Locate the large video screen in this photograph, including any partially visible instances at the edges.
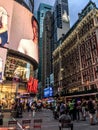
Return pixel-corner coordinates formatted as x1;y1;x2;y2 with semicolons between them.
44;87;53;98
0;0;39;63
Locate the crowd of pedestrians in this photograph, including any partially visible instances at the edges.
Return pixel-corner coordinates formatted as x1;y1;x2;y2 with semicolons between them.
10;98;43;118
53;97;98;125
1;95;98;127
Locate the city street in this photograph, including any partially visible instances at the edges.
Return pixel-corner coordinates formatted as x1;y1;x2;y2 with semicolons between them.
2;109;98;130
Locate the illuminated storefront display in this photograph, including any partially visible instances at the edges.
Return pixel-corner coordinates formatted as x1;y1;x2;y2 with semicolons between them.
44;87;53;98
0;0;39;108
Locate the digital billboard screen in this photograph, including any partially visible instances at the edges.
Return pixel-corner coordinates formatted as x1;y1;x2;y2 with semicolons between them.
0;0;39;63
44;87;53;98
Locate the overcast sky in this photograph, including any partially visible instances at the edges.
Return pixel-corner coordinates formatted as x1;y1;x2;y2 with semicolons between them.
34;0;98;27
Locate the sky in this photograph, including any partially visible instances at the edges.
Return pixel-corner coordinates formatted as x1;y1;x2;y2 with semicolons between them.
34;0;98;27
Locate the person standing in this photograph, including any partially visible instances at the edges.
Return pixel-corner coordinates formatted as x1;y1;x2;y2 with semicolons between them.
31;103;36;118
59;111;73;130
95;100;98;123
88;98;96;125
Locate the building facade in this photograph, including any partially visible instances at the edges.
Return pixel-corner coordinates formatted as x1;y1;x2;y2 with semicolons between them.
0;0;38;108
53;1;98;99
42;11;53;97
37;3;52;98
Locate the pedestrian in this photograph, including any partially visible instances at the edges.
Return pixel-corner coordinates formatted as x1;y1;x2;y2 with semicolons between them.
81;98;87;121
95;100;98;123
88;98;96;125
60;102;66;115
31;103;36;118
26;101;31;112
68;99;76;121
59;111;73;130
76;100;81;121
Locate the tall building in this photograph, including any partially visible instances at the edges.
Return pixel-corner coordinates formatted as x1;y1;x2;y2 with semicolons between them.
53;0;70;49
37;3;52;98
42;11;53;96
53;1;98;100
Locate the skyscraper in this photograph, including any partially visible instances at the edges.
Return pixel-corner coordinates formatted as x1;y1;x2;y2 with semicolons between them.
37;3;52;86
42;11;53;93
53;0;70;49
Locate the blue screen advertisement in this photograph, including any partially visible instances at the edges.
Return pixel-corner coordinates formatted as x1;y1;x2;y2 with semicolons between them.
44;87;53;98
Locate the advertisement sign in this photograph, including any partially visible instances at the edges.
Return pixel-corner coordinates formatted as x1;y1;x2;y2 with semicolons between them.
27;77;38;94
0;48;7;82
0;0;39;63
44;87;53;98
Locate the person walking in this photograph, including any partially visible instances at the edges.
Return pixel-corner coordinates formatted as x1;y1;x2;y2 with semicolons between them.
95;100;98;123
88;98;96;125
59;111;73;130
31;103;36;118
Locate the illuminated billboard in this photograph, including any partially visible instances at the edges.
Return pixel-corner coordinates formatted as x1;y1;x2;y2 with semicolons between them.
0;47;7;81
44;87;53;98
0;0;39;63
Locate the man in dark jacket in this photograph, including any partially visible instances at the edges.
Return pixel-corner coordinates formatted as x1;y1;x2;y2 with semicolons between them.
88;98;96;125
59;111;73;130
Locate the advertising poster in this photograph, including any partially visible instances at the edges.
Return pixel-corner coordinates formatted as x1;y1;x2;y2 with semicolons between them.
0;47;7;82
44;87;53;98
0;0;39;63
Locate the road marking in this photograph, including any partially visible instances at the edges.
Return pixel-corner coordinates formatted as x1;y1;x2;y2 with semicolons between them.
12;117;23;130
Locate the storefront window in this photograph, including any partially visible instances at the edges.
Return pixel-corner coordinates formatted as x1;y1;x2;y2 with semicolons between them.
4;56;34;82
